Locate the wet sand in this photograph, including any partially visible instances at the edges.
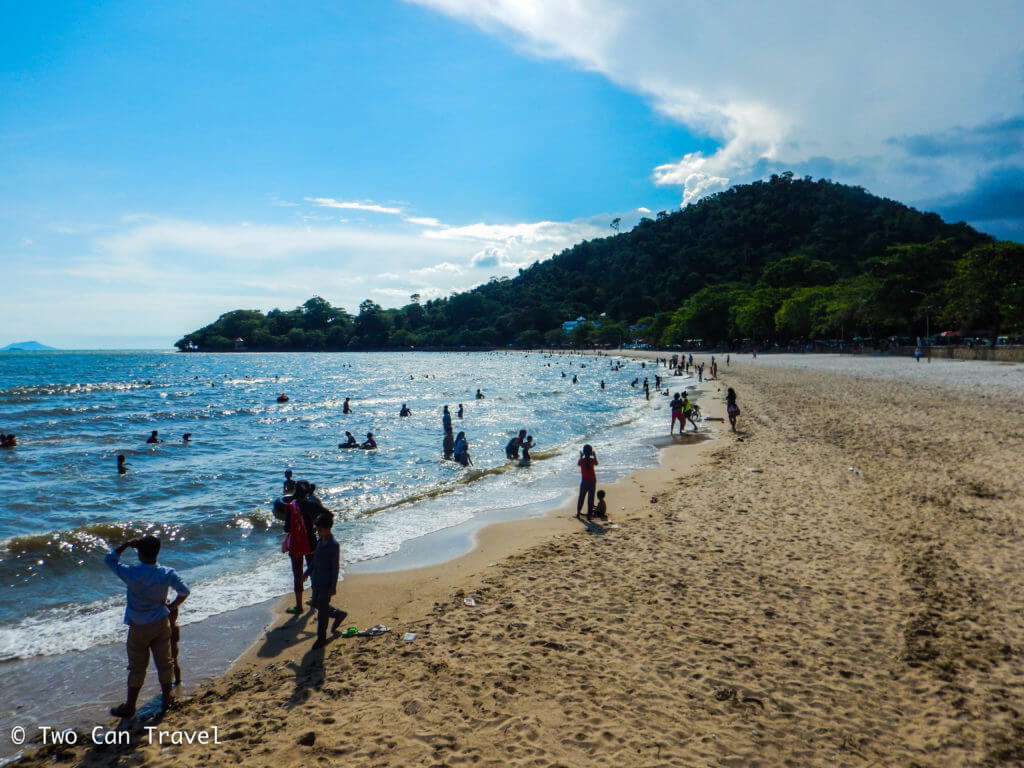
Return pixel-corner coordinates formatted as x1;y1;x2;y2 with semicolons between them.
13;356;1024;767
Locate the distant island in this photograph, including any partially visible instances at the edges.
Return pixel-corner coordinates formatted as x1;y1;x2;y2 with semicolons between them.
176;175;1024;352
2;341;57;351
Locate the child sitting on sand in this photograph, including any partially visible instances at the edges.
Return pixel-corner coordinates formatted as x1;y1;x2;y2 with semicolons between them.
593;489;608;520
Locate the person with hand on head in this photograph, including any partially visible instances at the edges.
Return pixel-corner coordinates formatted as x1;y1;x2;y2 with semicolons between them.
105;535;189;718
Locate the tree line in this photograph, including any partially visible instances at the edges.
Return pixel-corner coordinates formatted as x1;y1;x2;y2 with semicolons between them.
175;174;1024;352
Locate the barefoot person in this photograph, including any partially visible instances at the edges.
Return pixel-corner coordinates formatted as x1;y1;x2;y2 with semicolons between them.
282;481;317;614
576;444;598;519
304;512;347;649
726;387;740;432
105;535;190;718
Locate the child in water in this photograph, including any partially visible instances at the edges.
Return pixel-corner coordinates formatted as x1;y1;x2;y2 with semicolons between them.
518;436;534;466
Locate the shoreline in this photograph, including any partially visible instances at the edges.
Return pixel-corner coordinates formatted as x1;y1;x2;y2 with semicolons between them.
2;353;718;759
233;370;722;672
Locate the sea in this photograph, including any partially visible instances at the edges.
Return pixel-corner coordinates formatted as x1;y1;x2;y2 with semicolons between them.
0;350;690;673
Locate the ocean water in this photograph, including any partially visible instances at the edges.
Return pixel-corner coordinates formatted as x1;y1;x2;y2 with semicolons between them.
0;350;688;662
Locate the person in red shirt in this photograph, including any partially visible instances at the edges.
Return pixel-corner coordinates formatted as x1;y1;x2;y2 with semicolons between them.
576;444;598;520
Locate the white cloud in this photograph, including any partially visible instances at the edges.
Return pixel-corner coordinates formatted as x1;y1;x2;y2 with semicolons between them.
411;261;464;276
408;0;1024;206
305;197;404;215
404;216;444;227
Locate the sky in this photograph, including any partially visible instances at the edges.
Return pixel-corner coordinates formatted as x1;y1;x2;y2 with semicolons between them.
2;0;1022;348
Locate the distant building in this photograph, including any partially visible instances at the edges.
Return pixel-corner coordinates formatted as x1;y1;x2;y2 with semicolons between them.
562;316;587;334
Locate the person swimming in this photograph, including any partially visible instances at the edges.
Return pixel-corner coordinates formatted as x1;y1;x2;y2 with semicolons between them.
457;404;463;418
343;397;351;414
0;433;17;448
475;389;484;399
117;454;128;474
146;430;161;444
276;394;289;403
400;404;412;417
182;433;192;443
361;432;377;450
339;431;358;448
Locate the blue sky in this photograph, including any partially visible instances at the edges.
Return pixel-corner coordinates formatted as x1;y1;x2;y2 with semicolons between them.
2;1;1022;348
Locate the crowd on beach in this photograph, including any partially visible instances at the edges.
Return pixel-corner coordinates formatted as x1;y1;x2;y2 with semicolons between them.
75;350;742;724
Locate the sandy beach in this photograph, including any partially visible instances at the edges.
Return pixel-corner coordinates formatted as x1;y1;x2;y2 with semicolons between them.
13;353;1024;767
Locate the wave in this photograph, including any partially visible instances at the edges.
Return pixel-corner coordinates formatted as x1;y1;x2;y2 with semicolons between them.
0;381;162;399
0;509;275;563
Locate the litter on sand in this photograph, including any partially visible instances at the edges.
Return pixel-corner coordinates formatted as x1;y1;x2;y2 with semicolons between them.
342;626;359;637
747;467;763;473
403;632;417;642
357;624;390;637
609;523;619;529
463;597;476;607
650;496;659;503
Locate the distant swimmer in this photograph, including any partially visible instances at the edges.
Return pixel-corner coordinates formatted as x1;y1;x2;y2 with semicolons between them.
339;431;358;448
0;433;17;448
343;398;351;414
443;431;454;460
572;374;578;384
283;469;296;497
442;405;452;433
457;404;464;418
600;380;605;389
475;389;484;399
400;404;412;417
277;394;289;403
453;431;472;466
361;432;377;450
117;454;128;474
182;433;192;443
518;435;534;466
146;430;161;444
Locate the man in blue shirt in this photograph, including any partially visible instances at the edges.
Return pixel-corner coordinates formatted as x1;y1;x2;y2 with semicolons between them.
104;535;190;718
304;513;346;649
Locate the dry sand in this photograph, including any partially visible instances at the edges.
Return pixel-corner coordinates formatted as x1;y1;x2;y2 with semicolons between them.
15;356;1024;767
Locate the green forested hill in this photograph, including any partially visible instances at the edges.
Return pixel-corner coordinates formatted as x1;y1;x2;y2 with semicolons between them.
176;174;1024;351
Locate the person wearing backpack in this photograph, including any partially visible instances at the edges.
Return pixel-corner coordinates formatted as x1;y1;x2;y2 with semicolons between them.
282;480;319;614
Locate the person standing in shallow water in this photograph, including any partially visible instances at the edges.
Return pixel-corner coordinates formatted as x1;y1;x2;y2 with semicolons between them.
457;403;464;418
105;536;190;718
442;405;452;434
343;397;351;414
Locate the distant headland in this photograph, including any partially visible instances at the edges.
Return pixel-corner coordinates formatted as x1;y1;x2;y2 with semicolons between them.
2;341;58;351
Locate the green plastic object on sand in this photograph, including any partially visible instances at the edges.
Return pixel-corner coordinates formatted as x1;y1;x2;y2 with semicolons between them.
343;626;359;637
